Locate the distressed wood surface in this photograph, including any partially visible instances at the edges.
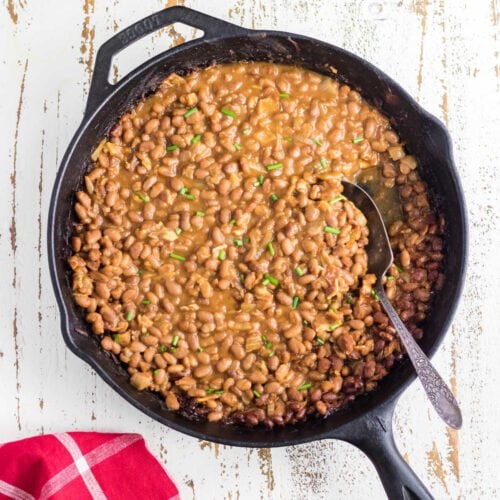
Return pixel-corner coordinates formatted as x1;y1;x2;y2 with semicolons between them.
1;0;499;498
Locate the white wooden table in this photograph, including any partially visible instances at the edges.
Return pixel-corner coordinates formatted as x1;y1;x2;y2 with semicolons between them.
1;0;499;498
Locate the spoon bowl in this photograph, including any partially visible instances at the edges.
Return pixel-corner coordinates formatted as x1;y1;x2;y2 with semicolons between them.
341;181;394;277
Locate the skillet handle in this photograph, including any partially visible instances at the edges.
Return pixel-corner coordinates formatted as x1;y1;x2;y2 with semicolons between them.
85;6;248;118
336;399;433;500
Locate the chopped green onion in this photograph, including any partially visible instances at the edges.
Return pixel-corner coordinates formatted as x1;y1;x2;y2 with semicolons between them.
264;273;279;286
221;108;236;118
298;383;312;391
329;306;338;313
270;193;279;202
169;252;186;262
143;332;150;337
141;299;151;305
240;273;246;283
329;322;341;331
167;144;179;151
295;266;304;277
279;92;290;98
175;227;182;235
314;163;325;171
316;337;325;345
234;143;242;151
197;347;204;352
206;388;225;395
346;295;353;305
324;226;341;235
172;335;179;347
303;320;309;326
134;191;150;203
330;195;346;204
386;275;395;281
229;219;237;225
234;238;243;246
262;278;270;286
320;158;328;168
218;250;226;261
184;107;198;118
254;175;264;187
266;162;283;171
371;289;380;301
253;390;261;398
242;128;251;135
267;242;275;257
352;136;364;144
159;345;167;352
285;137;293;142
292;296;300;309
261;335;272;349
195;211;205;217
126;311;134;321
312;138;323;146
179;187;195;200
170;347;177;353
396;265;404;273
191;134;202;144
153;369;159;375
113;334;120;342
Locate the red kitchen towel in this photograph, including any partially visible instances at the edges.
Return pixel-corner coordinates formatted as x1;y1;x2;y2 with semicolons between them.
0;432;179;500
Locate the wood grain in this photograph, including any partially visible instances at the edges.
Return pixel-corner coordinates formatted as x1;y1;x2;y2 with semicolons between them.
1;0;499;498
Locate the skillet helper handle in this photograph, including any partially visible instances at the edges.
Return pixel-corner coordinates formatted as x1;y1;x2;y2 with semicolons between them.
85;6;248;118
337;400;433;500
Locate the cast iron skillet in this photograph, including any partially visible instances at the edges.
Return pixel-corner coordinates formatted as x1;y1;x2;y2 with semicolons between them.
48;7;467;499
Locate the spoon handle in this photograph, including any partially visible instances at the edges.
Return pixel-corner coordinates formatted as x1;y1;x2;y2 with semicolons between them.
376;285;462;429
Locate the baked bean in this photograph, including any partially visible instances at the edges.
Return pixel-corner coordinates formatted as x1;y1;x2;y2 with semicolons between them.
337;333;355;354
249;370;267;384
230;343;246;360
143;202;156;220
216;358;232;373
144;118;160;134
212;226;225;245
400;249;411;268
101;336;113;350
194;364;213;379
265;382;281;394
275;364;289;382
267;355;280;371
166;392;180;410
242;354;256;371
130;372;151;391
280;238;294;256
164;280;182;296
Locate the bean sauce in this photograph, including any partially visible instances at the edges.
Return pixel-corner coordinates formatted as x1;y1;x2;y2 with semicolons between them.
69;63;444;426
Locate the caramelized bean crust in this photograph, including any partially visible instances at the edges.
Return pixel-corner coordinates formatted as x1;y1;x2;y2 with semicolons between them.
69;63;444;426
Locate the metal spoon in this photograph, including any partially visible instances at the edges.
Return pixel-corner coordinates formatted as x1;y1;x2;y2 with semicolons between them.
342;180;462;429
